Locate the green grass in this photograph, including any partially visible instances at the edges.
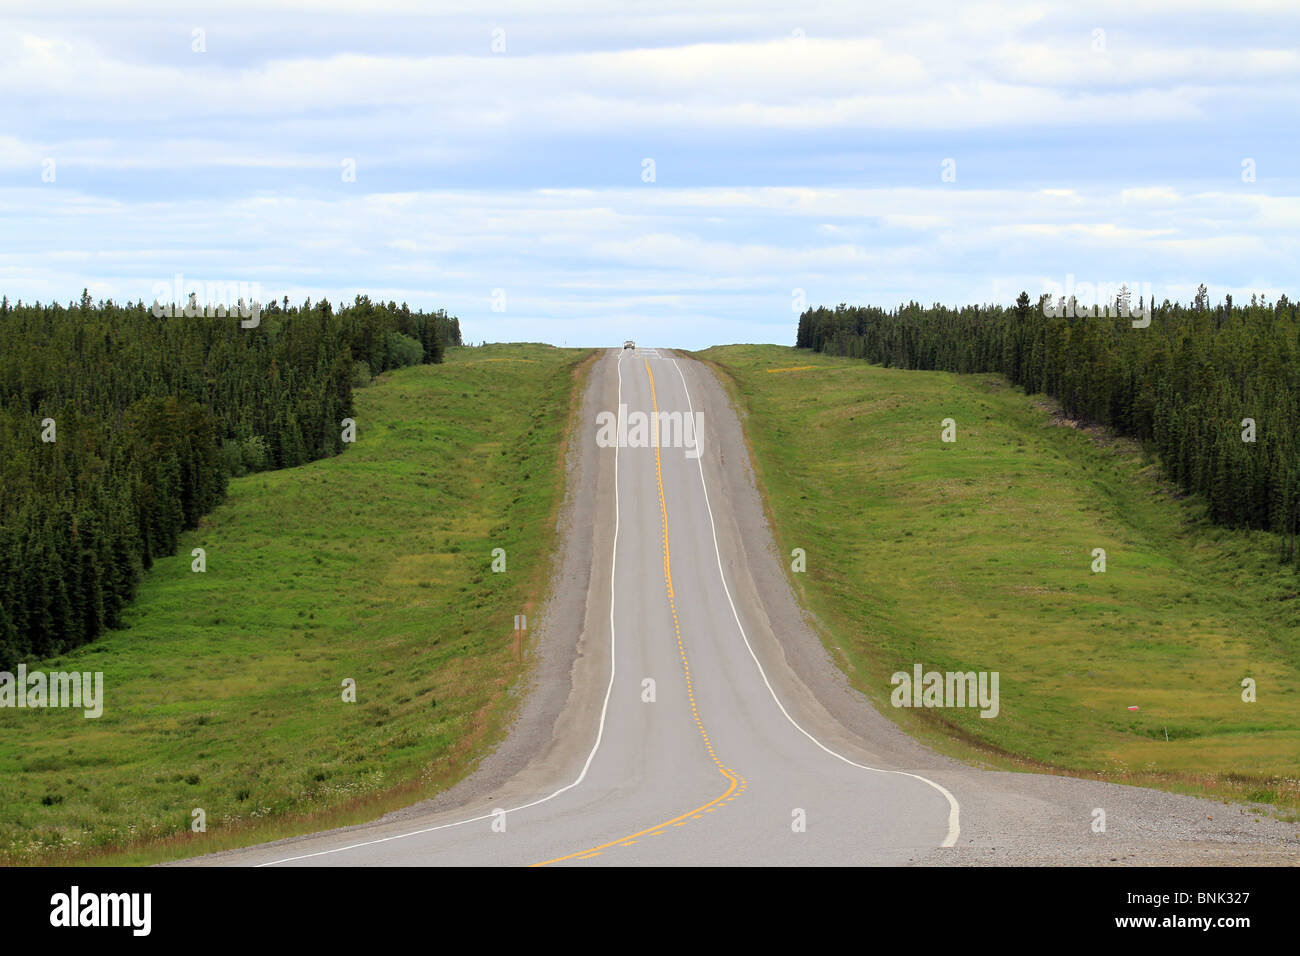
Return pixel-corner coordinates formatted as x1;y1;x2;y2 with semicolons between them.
698;345;1300;813
0;343;594;864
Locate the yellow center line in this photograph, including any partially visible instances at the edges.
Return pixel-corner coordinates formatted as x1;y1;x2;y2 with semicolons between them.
529;358;746;867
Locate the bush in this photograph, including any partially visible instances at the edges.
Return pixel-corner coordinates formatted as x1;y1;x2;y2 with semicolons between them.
351;359;372;388
219;439;247;478
380;331;424;372
240;435;269;473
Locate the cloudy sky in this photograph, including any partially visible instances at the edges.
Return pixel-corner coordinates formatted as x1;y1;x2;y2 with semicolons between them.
2;1;1297;348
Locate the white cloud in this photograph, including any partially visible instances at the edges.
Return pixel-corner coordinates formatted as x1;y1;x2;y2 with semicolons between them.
2;182;1294;346
1;1;1295;347
1;15;1290;136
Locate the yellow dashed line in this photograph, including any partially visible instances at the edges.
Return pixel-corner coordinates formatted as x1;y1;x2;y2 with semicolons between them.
530;359;747;867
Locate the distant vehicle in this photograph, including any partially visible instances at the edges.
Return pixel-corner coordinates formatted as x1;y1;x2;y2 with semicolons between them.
623;340;635;349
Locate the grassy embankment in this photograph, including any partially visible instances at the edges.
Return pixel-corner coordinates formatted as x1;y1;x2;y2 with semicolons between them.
0;343;594;864
698;345;1299;816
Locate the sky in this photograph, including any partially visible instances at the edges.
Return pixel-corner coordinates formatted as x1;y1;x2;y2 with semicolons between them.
1;1;1297;349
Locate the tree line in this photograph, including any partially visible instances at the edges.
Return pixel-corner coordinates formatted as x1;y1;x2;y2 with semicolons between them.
796;289;1300;558
0;292;461;667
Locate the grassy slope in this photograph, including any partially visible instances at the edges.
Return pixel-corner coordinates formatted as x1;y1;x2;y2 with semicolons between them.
699;345;1299;813
1;343;593;864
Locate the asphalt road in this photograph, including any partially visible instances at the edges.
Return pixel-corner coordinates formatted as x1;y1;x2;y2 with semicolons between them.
190;349;1298;867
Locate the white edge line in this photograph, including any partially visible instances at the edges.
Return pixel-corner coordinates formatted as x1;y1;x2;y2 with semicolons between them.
668;355;961;849
255;349;626;866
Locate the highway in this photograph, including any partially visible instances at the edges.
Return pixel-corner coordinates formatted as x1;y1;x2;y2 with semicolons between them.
191;348;1296;867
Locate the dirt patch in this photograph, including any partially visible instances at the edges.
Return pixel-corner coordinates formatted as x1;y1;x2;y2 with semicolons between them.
1031;397;1126;449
